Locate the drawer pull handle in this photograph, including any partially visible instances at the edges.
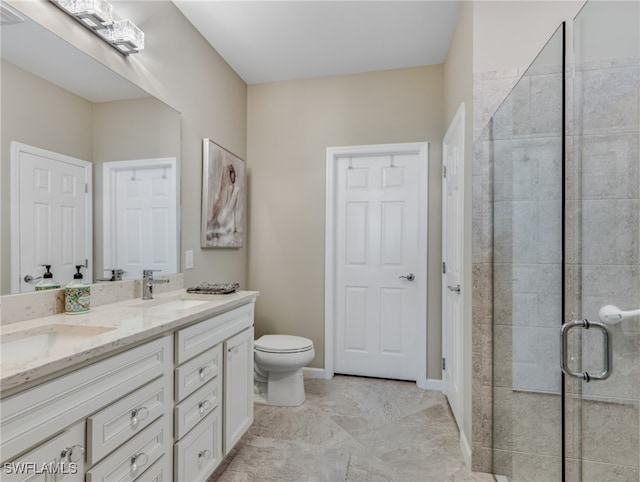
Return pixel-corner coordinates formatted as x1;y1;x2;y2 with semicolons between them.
60;444;85;463
199;366;212;380
198;449;212;463
130;452;149;473
199;399;213;414
131;406;149;426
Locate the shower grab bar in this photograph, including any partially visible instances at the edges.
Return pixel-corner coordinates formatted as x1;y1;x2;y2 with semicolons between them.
560;319;612;382
599;305;640;324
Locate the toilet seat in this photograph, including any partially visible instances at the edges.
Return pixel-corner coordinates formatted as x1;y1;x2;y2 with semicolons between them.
254;335;313;354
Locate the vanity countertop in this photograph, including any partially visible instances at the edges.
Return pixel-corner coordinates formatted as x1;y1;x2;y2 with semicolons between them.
0;289;259;394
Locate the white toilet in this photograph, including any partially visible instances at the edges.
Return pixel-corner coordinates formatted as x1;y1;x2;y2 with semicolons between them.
253;335;315;406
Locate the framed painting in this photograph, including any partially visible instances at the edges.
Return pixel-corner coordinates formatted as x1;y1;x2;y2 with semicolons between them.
201;139;245;248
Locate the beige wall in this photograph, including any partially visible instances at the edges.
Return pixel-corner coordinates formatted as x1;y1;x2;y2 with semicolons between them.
5;0;248;290
247;66;444;375
443;0;474;458
473;0;585;73
0;60;94;292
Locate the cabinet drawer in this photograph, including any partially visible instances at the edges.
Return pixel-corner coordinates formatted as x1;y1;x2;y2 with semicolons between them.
4;421;85;482
175;345;221;402
174;408;222;482
86;416;170;482
175;377;220;440
1;336;172;462
136;455;171;482
87;375;172;466
175;303;254;364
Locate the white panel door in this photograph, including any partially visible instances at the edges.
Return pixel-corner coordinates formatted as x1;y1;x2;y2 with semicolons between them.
335;153;422;380
105;160;177;279
442;104;465;430
11;143;91;293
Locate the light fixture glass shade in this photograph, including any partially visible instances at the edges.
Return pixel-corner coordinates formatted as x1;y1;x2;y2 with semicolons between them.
98;19;144;53
72;0;113;28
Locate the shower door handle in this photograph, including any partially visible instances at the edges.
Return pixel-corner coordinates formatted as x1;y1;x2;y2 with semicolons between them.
560;319;612;382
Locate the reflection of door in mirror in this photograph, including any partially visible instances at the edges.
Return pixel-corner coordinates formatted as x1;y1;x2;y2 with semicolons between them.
103;159;177;280
11;142;92;293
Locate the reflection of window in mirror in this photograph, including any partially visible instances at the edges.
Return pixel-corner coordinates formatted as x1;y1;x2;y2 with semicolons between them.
0;9;182;294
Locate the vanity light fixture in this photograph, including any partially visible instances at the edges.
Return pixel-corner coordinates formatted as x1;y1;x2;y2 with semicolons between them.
98;19;145;54
50;0;144;54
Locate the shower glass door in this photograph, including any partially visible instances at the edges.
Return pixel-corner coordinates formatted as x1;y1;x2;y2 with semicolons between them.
491;25;565;482
567;2;640;480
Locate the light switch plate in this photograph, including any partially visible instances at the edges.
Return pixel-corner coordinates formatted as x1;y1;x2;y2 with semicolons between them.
185;250;194;269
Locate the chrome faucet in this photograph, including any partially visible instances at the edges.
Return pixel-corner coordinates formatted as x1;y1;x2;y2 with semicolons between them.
142;269;170;300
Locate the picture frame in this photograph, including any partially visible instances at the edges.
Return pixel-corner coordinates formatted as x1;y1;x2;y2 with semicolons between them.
201;139;245;248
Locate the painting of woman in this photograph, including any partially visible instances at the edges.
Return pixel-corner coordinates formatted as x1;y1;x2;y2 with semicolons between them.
201;139;244;247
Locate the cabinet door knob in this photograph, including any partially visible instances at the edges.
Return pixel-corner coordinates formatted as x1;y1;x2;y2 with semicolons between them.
61;444;85;463
198;449;212;463
199;366;212;380
199;399;212;414
131;406;149;426
130;452;149;473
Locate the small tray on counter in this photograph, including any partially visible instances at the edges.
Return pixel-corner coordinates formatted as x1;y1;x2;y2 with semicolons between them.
186;282;240;295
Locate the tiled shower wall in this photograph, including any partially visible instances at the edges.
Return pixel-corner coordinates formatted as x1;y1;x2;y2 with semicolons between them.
471;20;640;482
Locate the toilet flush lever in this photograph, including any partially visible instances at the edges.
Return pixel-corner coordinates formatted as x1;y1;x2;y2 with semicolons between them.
399;273;415;281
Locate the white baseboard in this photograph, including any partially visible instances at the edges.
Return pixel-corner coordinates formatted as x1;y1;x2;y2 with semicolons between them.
303;367;326;379
460;429;472;468
417;378;442;391
495;476;509;482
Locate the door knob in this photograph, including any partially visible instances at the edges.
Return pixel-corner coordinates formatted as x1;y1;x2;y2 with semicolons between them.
447;284;461;294
399;273;415;281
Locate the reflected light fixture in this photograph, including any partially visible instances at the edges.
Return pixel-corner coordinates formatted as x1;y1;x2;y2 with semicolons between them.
50;0;144;54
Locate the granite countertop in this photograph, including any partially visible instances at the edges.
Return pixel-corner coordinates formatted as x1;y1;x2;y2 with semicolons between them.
0;289;259;394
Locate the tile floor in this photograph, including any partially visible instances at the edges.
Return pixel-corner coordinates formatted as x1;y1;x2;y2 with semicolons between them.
209;375;496;481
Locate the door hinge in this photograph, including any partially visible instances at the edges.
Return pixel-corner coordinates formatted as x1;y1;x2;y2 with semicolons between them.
442;261;446;274
85;183;88;193
443;164;447;178
442;357;446;370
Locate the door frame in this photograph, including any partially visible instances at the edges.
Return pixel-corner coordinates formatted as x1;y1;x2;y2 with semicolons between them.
324;142;429;387
441;102;465;432
10;142;92;293
102;157;178;278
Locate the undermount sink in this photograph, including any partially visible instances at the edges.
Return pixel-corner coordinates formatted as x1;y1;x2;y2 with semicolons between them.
0;324;116;364
129;296;210;311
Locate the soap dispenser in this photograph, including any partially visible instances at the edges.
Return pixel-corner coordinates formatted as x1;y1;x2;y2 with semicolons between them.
35;265;61;291
65;265;90;314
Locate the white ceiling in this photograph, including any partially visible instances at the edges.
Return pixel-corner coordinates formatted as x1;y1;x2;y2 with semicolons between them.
173;1;462;85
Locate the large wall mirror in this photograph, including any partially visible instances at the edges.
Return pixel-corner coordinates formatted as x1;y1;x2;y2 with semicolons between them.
0;6;182;294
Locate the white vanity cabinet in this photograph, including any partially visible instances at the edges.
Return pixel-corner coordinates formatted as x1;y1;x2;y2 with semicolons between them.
1;298;257;482
1;336;173;482
173;302;255;479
